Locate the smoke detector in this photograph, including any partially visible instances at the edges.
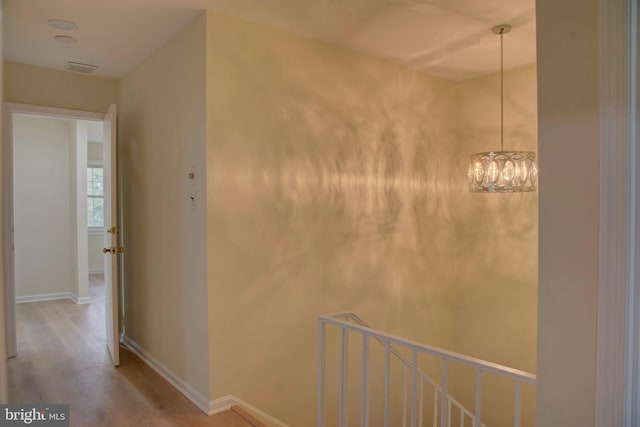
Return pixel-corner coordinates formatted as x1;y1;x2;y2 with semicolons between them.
64;61;98;74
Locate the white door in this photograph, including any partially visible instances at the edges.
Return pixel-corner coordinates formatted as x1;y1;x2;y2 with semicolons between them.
102;104;120;366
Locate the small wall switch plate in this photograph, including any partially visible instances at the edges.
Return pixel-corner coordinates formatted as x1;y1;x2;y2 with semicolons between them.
189;169;197;209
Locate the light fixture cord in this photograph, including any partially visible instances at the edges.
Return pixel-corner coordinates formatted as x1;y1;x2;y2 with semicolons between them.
500;30;504;152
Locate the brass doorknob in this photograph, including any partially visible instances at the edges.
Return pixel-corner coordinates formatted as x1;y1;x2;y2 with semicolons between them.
103;247;124;254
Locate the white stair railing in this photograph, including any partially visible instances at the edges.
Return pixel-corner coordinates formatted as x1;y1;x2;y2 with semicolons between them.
317;312;536;427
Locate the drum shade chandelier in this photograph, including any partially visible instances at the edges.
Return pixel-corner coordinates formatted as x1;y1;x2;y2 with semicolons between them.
468;25;538;193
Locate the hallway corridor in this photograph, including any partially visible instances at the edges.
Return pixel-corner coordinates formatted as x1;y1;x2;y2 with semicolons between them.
8;275;261;427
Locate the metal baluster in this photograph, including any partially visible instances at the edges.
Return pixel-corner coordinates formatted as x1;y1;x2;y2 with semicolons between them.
339;328;348;427
318;320;325;427
410;349;418;427
474;369;482;427
419;378;424;427
384;342;390;427
403;365;408;427
440;360;448;427
432;391;438;427
514;381;522;427
361;335;369;427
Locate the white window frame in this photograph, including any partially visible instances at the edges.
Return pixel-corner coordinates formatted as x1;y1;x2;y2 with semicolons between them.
87;160;104;233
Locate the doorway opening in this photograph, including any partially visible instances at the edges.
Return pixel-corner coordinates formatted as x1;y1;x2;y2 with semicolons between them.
12;114;104;305
2;102;120;366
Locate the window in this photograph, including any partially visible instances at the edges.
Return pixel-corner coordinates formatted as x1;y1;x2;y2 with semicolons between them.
87;166;104;228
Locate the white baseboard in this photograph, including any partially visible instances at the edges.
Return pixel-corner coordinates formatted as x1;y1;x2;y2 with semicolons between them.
210;395;289;427
121;336;211;414
122;336;288;426
209;395;235;414
70;293;91;304
16;292;72;303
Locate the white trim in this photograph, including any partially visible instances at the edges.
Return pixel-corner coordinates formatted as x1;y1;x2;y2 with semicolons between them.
209;395;235;414
225;395;290;427
3;102;16;357
627;0;640;423
16;292;72;304
121;336;287;426
70;294;91;305
209;396;290;427
88;228;104;235
596;0;638;426
87;164;105;229
3;101;112;359
4;102;104;122
121;336;211;414
88;269;104;275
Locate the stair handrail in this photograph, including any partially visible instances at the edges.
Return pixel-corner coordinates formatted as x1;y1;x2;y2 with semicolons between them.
321;311;535;383
333;312;488;427
317;311;536;427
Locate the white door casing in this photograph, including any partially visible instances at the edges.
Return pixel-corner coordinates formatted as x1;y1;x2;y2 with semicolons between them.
2;103;106;358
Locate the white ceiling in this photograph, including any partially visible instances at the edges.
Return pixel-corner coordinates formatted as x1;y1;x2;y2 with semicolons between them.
3;0;536;81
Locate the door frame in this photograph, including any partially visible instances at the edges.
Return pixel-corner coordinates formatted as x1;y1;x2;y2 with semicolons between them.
2;102;105;357
595;0;640;425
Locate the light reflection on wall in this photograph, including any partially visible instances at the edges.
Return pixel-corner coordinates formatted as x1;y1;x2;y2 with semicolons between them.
212;112;452;236
207;12;460;427
211;104;459;316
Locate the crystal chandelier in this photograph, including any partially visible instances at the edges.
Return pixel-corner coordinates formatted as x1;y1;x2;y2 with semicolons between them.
468;25;538;193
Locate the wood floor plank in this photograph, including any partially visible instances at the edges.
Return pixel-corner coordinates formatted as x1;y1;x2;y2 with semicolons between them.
9;276;255;427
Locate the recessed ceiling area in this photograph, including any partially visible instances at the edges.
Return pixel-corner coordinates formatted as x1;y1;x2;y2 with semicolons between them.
3;0;535;81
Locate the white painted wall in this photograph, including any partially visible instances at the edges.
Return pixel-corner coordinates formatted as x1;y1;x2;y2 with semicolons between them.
88;232;103;274
3;61;118;113
70;121;89;302
536;0;599;425
87;141;102;162
12;114;73;298
119;13;210;400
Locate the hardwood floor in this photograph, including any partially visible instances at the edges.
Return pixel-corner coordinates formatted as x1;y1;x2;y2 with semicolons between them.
9;274;261;427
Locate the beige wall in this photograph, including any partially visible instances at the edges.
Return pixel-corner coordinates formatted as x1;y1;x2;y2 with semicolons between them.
119;14;210;399
1;8;542;422
12;114;74;298
206;11;458;425
453;65;538;427
536;0;599;426
4;61;117;113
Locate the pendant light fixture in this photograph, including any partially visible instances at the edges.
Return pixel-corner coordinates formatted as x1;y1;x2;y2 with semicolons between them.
468;25;537;193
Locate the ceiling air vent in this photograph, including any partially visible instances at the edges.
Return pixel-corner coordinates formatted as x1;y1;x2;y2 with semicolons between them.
64;61;98;74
